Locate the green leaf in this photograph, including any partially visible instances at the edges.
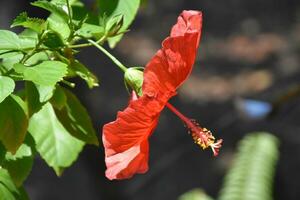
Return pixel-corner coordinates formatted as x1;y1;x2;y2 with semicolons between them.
24;61;68;86
179;189;214;200
2;140;34;187
0;76;15;103
50;85;67;110
36;85;55;103
54;87;99;145
31;0;69;23
0;168;20;200
19;187;30;200
28;103;84;175
51;0;79;5
47;15;70;40
13;63;26;74
98;0;140;48
0;51;20;59
0;95;28;154
1;53;23;71
70;60;99;88
11;12;46;33
25;82;44;116
218;133;279;200
43;31;65;48
0;30;36;51
26;52;49;66
76;23;104;39
0;143;6;164
0;30;21;50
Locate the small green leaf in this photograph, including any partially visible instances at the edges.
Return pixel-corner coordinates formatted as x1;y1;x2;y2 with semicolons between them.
31;0;69;23
0;95;28;154
43;31;65;48
2;140;34;187
28;103;84;175
71;60;99;88
0;76;15;103
98;0;140;48
11;12;46;33
24;61;68;86
55;87;98;145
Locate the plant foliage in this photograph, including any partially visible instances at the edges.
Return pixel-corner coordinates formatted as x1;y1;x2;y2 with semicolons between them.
0;0;141;198
218;133;279;200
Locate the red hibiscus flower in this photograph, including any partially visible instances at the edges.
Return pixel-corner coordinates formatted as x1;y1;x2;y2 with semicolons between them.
102;10;222;180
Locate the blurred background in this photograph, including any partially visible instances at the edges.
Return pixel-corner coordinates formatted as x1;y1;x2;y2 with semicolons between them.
1;0;300;199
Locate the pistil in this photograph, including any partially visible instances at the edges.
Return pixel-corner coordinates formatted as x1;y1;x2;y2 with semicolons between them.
166;102;223;156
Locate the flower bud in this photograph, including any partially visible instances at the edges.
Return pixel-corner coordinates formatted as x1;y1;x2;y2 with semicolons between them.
124;67;144;96
106;14;124;37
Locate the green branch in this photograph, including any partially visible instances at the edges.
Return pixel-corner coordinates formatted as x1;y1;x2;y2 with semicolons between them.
87;39;127;72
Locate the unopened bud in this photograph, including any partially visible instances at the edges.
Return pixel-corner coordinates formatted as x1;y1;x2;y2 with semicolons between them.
124;67;144;96
106;14;124;37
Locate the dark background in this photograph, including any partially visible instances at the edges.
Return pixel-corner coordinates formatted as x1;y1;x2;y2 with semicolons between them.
1;0;300;199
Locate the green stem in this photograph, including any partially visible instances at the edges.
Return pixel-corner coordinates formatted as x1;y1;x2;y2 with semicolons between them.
20;32;45;64
69;43;93;48
66;0;75;42
62;80;76;88
70;35;107;49
88;39;127;72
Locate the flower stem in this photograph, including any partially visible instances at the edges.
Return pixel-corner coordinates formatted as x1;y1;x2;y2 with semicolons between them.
88;39;127;72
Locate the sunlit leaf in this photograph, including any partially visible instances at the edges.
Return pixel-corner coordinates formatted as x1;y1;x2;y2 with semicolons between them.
76;23;104;39
23;61;68;86
0;30;21;50
0;76;15;103
28;103;84;175
31;0;69;23
11;12;46;33
47;15;70;40
98;0;140;48
0;30;36;51
36;85;55;103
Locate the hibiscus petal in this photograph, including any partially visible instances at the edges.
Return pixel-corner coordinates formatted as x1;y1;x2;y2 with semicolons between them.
171;10;202;46
143;10;202;100
103;95;162;180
